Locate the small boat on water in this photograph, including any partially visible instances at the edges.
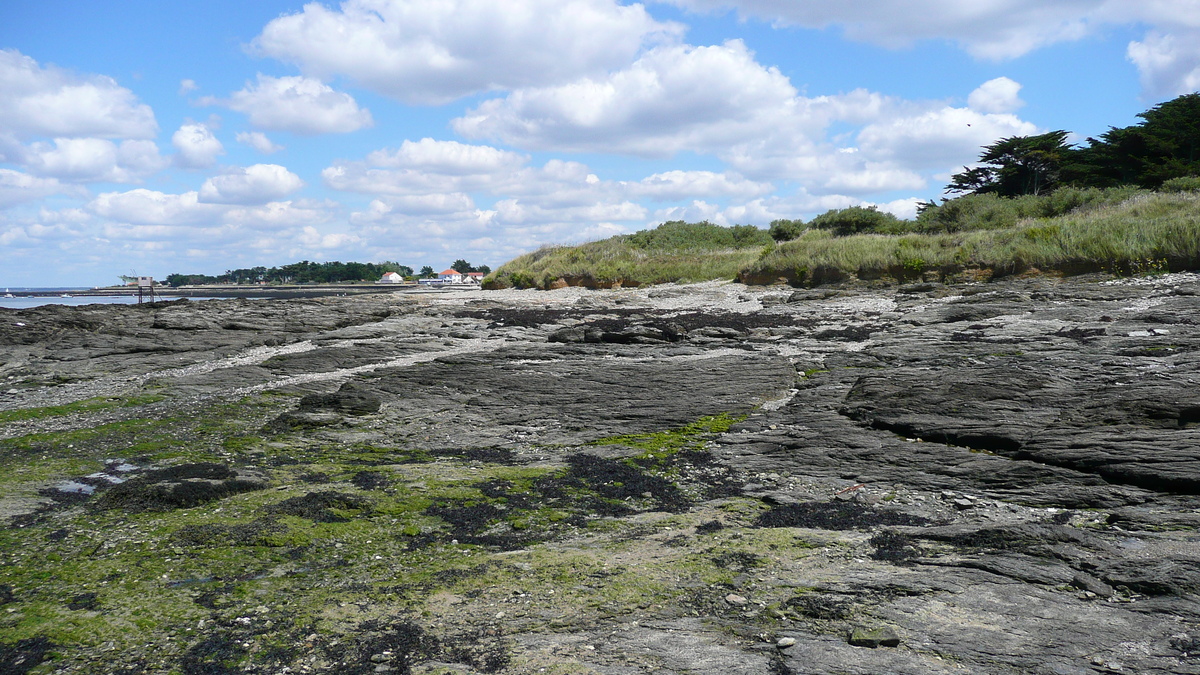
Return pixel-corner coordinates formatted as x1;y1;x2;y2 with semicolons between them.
60;293;72;298
3;289;12;298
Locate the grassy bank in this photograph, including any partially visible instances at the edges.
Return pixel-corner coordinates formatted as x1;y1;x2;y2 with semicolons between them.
486;220;772;289
487;191;1200;289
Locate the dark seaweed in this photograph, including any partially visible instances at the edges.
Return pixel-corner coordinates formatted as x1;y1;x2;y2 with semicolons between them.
755;501;930;530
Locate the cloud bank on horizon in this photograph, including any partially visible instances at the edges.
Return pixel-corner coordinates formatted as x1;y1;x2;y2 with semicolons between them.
2;0;1198;285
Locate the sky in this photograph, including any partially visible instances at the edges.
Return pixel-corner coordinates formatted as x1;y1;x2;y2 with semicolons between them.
3;0;1200;286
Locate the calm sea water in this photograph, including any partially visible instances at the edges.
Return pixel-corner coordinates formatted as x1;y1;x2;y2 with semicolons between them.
0;288;197;310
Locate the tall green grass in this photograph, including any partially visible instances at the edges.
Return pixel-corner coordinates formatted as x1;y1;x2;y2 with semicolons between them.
488;192;1200;289
913;186;1147;234
746;192;1200;283
486;221;772;289
488;239;767;289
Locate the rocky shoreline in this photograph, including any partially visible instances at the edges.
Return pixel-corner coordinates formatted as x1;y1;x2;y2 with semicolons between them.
2;273;1199;674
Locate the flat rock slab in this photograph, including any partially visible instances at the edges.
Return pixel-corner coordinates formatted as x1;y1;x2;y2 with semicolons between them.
354;347;796;447
3;276;1200;675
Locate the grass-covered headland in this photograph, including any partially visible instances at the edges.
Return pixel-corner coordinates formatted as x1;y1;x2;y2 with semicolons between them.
486;186;1200;289
487;93;1200;290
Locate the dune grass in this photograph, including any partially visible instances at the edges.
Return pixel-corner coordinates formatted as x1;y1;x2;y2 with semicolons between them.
488;243;766;289
748;191;1200;284
488;192;1200;289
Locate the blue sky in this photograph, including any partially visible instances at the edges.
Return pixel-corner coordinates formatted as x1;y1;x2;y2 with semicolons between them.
2;0;1198;286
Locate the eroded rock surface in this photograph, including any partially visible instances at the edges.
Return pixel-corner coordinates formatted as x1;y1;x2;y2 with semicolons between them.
2;275;1200;674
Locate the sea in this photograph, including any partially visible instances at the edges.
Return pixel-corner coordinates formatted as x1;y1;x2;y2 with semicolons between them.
0;288;207;310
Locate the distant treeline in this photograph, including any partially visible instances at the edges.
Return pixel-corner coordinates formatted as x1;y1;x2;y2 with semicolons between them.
164;260;416;287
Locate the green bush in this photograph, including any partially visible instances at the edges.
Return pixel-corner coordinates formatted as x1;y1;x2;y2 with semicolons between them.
1013;185;1145;219
915;187;1146;234
1161;176;1200;193
916;193;1018;233
768;219;806;242
624;220;772;250
809;206;902;237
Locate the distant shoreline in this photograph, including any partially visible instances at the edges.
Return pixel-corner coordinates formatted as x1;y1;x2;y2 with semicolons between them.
10;283;481;300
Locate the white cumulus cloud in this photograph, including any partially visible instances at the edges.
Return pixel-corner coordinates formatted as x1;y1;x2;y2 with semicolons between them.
365;138;527;173
968;77;1025;114
236;131;284;154
90;189;218;226
661;1;1200;97
0;169;79;208
297;225;362;250
172;123;224;168
0;49;158;139
220;75;373;135
20;137;166;183
324;139;529;196
856;104;1039;170
453;40;799;157
659;1;1098;60
89;188;334;233
451;41;1030;195
198;164;305;205
360;193;477;217
1127;30;1200;97
626;170;773;201
225;199;337;230
253;0;682;104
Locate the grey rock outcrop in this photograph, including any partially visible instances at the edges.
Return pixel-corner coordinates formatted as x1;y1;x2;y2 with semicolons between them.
4;275;1200;675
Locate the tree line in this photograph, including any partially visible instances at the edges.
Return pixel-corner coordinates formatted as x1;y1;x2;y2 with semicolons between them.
163;259;490;287
946;92;1200;198
765;91;1200;241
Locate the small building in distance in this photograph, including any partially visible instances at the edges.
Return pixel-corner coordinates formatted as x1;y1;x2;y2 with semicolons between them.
418;268;486;286
378;272;404;284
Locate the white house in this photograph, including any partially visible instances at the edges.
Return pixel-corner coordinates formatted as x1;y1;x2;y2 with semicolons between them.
378;272;403;284
437;269;465;283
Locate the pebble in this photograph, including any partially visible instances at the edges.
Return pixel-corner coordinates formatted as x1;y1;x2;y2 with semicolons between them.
725;594;747;606
776;637;796;649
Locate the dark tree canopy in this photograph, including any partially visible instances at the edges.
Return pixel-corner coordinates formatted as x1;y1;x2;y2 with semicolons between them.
948;93;1200;197
947;131;1072;197
1071;93;1200;189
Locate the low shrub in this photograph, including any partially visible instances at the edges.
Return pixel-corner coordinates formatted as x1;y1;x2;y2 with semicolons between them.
769;218;806;242
1161;175;1200;193
916;187;1147;234
809;206;902;237
624;220;772;250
